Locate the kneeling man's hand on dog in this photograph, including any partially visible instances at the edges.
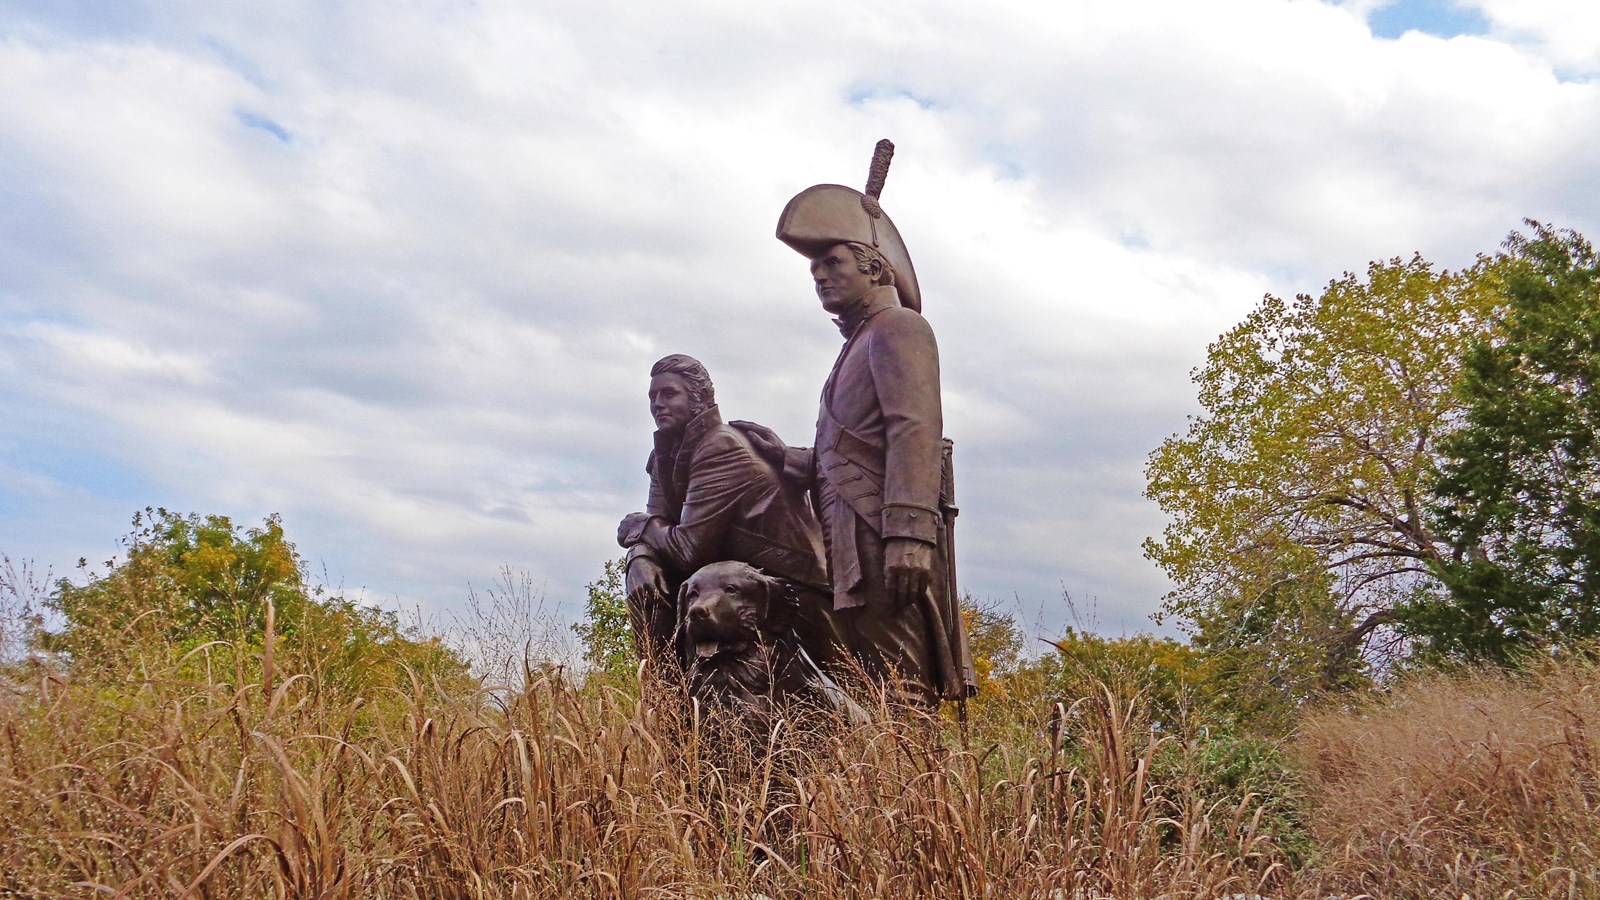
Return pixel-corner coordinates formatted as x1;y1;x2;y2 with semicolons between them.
626;556;671;608
885;537;935;609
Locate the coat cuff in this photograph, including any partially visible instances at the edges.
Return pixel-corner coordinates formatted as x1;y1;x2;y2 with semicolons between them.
782;446;816;485
625;543;659;566
882;503;941;543
619;515;664;547
636;516;671;550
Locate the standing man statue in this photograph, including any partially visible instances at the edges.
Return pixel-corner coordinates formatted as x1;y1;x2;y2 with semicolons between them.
740;141;976;708
617;354;844;674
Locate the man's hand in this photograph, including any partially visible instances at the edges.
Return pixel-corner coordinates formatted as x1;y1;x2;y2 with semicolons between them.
617;511;652;546
626;556;671;608
729;420;786;467
885;537;935;609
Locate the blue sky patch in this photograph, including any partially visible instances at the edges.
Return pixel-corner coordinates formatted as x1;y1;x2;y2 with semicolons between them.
203;36;269;89
0;0;153;41
236;110;291;143
1368;0;1489;40
846;86;938;110
5;440;156;502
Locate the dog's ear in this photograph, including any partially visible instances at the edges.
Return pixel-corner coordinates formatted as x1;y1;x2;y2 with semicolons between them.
760;572;799;635
673;577;693;647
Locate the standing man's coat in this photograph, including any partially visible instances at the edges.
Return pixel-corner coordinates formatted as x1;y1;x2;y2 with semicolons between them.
778;284;970;705
788;285;943;609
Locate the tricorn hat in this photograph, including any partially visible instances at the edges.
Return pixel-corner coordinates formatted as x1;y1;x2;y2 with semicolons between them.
775;140;921;313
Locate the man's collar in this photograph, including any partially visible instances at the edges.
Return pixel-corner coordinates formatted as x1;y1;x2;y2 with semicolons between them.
832;285;902;338
654;405;723;455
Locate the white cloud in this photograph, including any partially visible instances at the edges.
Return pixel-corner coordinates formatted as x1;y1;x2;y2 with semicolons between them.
1468;0;1600;72
2;0;1598;639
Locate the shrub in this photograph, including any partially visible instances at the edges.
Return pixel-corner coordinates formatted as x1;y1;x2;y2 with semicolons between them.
41;508;470;694
571;557;636;685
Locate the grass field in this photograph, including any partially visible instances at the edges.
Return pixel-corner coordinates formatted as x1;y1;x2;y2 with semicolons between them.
3;636;1597;898
2;542;1597;899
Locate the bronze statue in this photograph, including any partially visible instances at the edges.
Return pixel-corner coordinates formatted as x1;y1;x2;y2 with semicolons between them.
679;560;865;725
739;141;977;707
616;354;844;674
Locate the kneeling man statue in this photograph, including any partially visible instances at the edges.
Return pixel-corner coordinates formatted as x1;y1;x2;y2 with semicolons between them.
616;354;844;676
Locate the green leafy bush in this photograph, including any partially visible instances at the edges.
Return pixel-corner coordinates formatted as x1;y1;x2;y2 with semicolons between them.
572;557;637;684
42;508;470;694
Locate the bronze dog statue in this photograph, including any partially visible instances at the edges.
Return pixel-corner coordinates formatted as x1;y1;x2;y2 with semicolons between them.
678;561;865;726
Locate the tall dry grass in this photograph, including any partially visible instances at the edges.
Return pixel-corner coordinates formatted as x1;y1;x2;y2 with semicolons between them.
1294;652;1600;898
23;596;1600;897
0;555;47;669
0;636;1291;897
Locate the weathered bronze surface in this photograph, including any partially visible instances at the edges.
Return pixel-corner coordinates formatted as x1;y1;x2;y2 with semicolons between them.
616;355;844;674
615;143;975;713
741;140;976;706
679;560;866;725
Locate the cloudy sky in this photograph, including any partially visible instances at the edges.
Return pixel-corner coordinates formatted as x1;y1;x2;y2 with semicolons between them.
3;0;1598;643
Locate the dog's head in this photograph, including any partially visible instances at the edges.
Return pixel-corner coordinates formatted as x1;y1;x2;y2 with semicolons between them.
678;561;795;663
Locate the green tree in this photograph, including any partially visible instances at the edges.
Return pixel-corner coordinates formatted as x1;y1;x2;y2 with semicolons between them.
49;509;305;657
45;509;469;691
572;557;636;680
1414;223;1600;661
1145;255;1502;690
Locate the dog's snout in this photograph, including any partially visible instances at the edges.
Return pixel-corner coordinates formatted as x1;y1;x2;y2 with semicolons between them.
687;602;711;621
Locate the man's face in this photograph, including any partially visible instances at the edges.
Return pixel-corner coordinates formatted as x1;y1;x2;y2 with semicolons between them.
810;243;878;314
649;372;695;434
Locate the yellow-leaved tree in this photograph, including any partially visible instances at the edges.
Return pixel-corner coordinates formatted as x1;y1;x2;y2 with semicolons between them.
1145;254;1503;700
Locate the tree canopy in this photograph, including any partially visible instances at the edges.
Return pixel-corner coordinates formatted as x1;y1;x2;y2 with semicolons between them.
46;508;469;691
1144;254;1503;690
1413;223;1600;661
